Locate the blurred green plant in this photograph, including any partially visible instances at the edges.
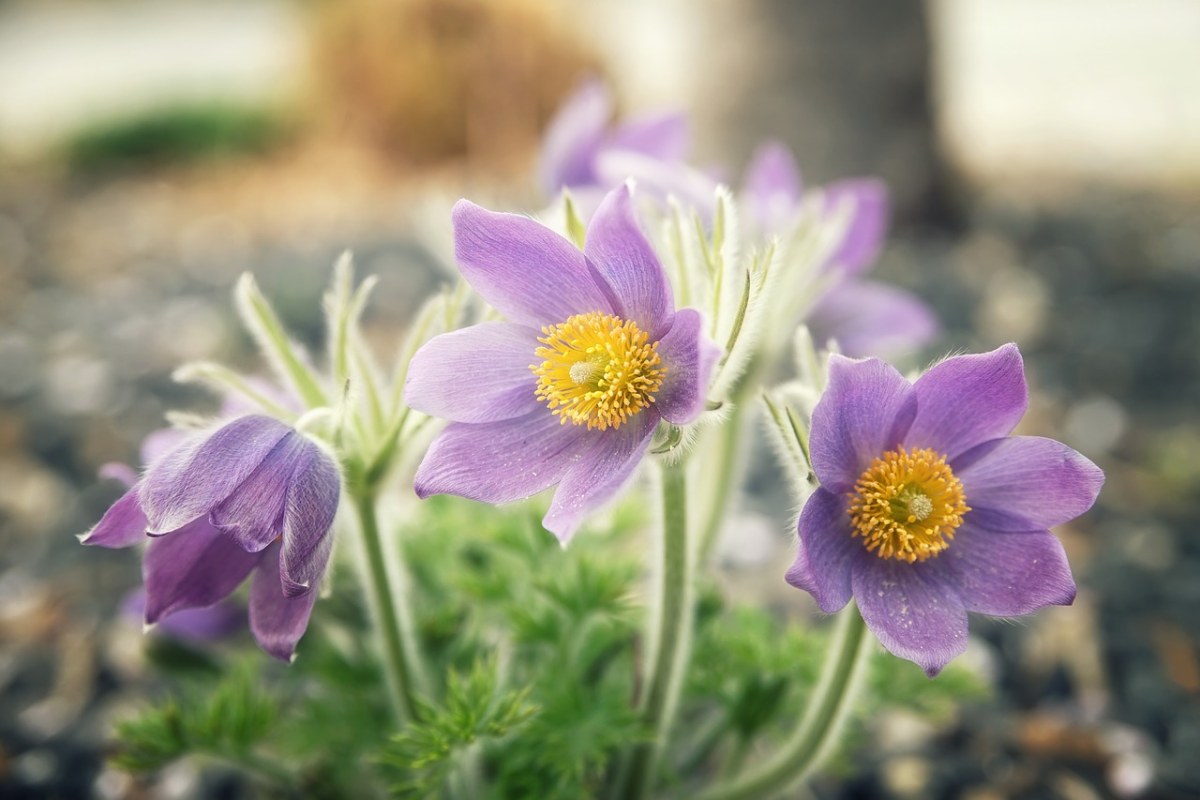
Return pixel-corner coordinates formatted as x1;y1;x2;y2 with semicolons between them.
63;103;291;170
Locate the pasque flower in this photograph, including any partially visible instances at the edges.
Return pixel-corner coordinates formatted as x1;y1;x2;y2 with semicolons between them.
406;184;720;543
82;415;340;661
786;345;1103;675
742;141;936;358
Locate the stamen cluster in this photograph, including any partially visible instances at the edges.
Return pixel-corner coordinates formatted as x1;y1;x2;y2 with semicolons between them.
847;446;969;563
532;311;665;430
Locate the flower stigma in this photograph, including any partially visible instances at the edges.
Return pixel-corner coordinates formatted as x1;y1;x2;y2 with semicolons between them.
847;447;969;563
532;311;665;430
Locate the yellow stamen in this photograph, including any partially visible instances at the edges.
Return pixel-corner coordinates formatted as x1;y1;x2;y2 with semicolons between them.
847;447;970;563
532;311;665;430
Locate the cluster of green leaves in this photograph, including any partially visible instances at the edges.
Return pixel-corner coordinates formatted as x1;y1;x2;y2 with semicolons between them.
112;495;986;798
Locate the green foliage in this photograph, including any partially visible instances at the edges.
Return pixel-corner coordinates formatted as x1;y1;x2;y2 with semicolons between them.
64;103;289;170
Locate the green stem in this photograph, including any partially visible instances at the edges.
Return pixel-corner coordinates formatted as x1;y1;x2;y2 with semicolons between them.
696;606;872;800
698;400;745;562
619;459;695;799
352;488;423;724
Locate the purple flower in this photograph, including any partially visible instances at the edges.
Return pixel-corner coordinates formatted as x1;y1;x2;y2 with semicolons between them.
406;185;720;543
741;141;937;358
539;79;715;217
786;345;1103;676
82;415;341;662
121;589;243;644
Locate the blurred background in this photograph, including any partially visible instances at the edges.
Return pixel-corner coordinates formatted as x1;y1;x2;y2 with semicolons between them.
1;0;1198;797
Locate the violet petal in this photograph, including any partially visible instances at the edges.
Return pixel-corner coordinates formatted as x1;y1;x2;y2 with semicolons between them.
852;557;969;677
250;541;317;662
935;522;1076;616
405;322;541;423
139;415;292;534
742;141;802;233
452;200;614;329
210;432;308;553
652;309;719;425
905;344;1027;461
81;488;148;548
824;179;889;277
414;410;591;504
608;112;690;163
142;518;260;624
954;435;1104;531
809;355;917;493
279;443;341;597
584;185;674;338
807;279;938;359
791;488;859;613
542;411;658;544
539;79;610;192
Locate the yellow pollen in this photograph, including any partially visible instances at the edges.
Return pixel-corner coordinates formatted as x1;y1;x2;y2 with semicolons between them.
532;311;665;430
847;447;970;563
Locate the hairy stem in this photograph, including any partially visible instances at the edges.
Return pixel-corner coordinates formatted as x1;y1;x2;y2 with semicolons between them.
696;606;872;800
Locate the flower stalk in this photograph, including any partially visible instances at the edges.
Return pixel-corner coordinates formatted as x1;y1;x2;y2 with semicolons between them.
619;457;695;799
697;605;872;800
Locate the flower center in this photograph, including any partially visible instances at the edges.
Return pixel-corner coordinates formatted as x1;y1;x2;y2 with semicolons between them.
532;311;665;431
847;447;970;563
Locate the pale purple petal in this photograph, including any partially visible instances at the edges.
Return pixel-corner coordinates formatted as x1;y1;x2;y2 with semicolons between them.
905;344;1027;461
139;427;188;467
542;411;658;544
592;150;719;221
139;415;291;534
250;541;317;662
98;462;138;487
824;179;889;277
807;279;938;358
81;488;148;548
414;410;591;504
608;112;690;162
122;589;242;642
142;518;260;624
209;432;308;553
743;141;802;234
852;558;969;677
584;185;674;338
405;322;541;423
654;309;719;425
809;355;917;493
933;523;1075;616
280;444;341;597
790;488;859;613
539;79;610;192
953;436;1104;531
452;201;614;328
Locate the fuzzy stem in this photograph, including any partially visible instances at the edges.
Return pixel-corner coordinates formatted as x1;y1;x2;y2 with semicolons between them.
620;459;695;799
698;400;745;562
696;606;872;800
351;488;423;724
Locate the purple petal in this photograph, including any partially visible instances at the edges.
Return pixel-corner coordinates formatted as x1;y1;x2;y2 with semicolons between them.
654;308;719;424
209;432;308;552
539;79;610;192
905;344;1027;461
542;411;658;544
139;427;188;467
584;185;674;338
98;462;138;487
824;179;889;277
807;279;938;359
954;436;1104;531
852;558;969;677
139;415;292;534
452;201;614;328
934;523;1075;616
414;410;591;504
592;150;719;221
280;443;341;597
742;141;802;233
81;488;148;548
142;518;260;624
790;488;859;612
122;589;243;642
609;112;690;162
405;323;541;423
809;355;917;493
250;541;317;662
